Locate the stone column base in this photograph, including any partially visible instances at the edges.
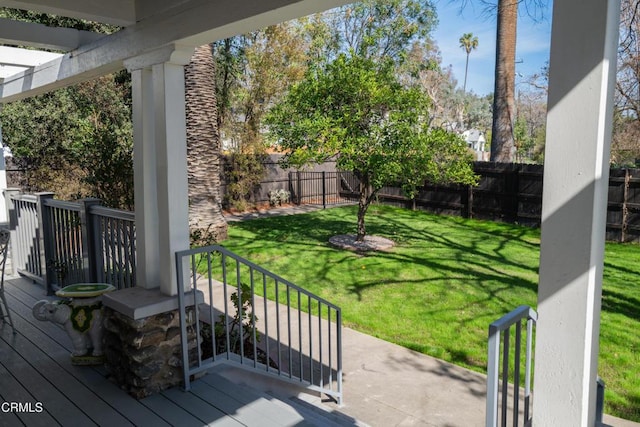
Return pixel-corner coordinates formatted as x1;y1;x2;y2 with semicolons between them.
102;287;203;399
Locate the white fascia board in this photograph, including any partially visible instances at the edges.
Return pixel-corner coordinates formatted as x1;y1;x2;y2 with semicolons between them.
0;46;63;67
177;0;352;47
0;18;105;51
0;0;352;103
0;0;135;27
0;46;63;80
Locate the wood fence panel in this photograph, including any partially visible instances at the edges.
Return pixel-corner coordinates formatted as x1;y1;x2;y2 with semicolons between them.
624;174;640;243
221;158;640;244
516;164;543;226
606;169;626;242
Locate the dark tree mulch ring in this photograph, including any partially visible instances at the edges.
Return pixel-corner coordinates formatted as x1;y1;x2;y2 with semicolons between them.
329;234;395;252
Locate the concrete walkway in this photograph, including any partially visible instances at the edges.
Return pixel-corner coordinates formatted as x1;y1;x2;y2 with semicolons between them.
222;205;640;427
224;204;329;222
327;326;638;427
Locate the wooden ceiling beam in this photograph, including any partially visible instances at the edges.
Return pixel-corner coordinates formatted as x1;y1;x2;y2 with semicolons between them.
0;0;350;103
0;18;105;51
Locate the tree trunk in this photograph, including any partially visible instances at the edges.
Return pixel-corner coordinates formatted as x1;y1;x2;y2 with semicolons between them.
356;176;373;242
185;44;228;244
463;52;470;93
490;0;517;162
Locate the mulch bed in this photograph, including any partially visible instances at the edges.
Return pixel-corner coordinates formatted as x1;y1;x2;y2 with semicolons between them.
328;234;395;252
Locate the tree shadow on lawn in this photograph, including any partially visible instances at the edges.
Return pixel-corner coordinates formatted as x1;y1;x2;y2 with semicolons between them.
601;288;640;322
227;205;540;309
375;212;540;273
226;206;571;332
227;210;356;247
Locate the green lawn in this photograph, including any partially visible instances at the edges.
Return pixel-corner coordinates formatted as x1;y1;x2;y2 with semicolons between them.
220;204;640;421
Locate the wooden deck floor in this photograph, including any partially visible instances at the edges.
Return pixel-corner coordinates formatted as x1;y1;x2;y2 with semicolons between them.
0;277;330;427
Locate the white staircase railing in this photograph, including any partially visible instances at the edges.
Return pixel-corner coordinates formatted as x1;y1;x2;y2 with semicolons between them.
486;305;537;427
176;245;343;405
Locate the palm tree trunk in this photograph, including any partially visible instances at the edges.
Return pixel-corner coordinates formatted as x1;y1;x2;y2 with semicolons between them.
490;0;517;162
185;44;228;244
463;52;470;93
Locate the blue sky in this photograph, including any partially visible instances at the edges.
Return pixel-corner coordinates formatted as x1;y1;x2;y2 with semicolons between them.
432;1;553;95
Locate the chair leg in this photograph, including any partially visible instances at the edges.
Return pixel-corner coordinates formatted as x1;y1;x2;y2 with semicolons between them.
0;291;16;334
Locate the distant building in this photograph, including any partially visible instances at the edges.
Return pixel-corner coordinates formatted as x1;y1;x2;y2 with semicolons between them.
462;129;488;161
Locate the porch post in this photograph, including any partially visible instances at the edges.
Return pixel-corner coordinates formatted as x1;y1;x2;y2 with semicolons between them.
126;45;194;296
533;1;620;426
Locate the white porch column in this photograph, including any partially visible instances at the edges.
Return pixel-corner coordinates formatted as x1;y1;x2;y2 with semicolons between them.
533;1;620;426
126;45;195;296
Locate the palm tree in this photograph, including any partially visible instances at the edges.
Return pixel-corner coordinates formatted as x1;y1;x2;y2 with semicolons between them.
459;32;479;93
490;0;518;162
185;44;228;244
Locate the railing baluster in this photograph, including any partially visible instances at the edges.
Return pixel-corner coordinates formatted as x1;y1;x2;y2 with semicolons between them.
337;308;343;406
116;219;124;286
501;328;510;427
287;285;292;378
109;215;116;285
308;294;313;385
328;308;333;391
237;261;244;362
191;253;202;368
222;253;230;360
318;302;323;389
524;318;534;421
263;274;270;372
250;268;257;368
207;252;216;361
513;321;522;427
298;290;303;381
121;219;130;287
275;279;281;374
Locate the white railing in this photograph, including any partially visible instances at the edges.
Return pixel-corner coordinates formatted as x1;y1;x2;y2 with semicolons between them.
176;245;343;405
486;305;537;427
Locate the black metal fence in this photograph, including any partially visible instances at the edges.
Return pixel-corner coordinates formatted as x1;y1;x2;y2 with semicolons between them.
289;171;358;208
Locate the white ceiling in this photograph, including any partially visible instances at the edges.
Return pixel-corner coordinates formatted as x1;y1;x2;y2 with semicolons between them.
0;0;352;102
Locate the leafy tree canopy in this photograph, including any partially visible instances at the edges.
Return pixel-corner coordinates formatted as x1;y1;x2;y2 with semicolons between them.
266;53;477;240
321;0;437;64
0;75;134;208
0;9;133;208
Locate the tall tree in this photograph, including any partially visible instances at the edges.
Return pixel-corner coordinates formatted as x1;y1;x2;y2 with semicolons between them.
319;0;437;64
213;23;309;211
459;32;479;93
266;54;477;241
469;0;547;162
490;0;518;162
185;44;228;244
612;0;640;166
0;9;133;208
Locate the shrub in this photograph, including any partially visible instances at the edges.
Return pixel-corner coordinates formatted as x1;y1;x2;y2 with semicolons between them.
268;189;290;206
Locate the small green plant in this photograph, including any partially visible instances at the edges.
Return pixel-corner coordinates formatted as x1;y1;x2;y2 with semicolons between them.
215;282;259;353
190;223;221;248
268;189;290;206
200;282;272;366
47;258;69;285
